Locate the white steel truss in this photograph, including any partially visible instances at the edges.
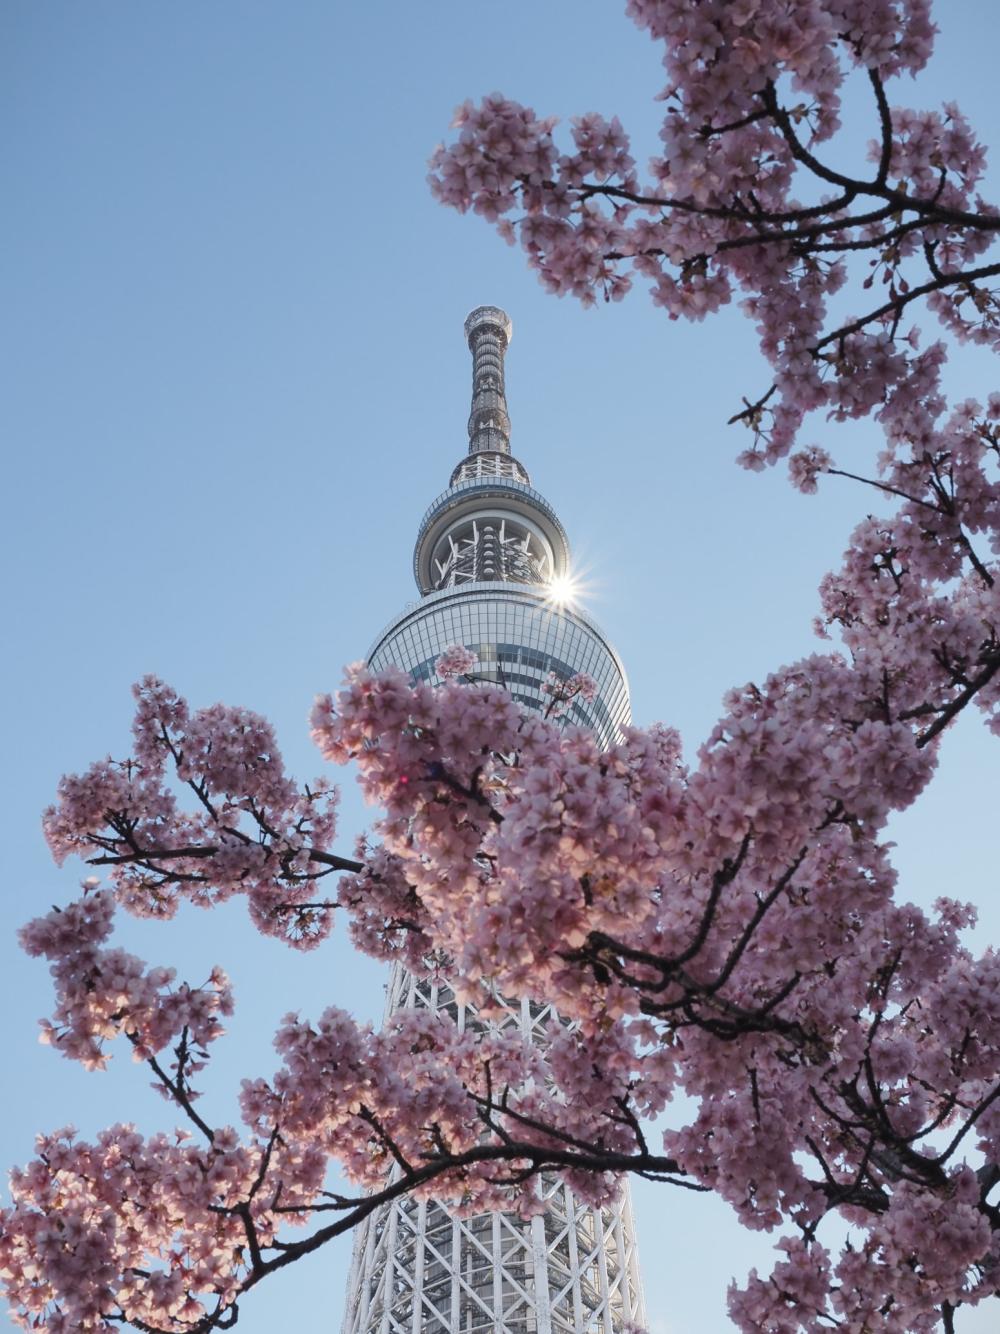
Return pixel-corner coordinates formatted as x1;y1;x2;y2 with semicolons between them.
432;516;552;590
341;973;647;1334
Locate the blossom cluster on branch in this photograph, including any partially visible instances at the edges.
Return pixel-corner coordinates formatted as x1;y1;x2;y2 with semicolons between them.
429;0;1000;475
41;676;358;951
1;883;689;1333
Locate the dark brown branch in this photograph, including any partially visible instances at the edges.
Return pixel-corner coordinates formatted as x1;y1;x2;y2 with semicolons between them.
763;81;872;195
673;830;753;967
868;69;894;189
826;467;940;512
932;1080;1000;1165
706;848;808;995
810;260;1000;357
88;844;364;874
136;1043;216;1144
916;650;1000;747
357;1107;416;1178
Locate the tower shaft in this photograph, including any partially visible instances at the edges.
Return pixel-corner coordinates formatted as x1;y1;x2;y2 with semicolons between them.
341;309;646;1334
465;305;513;456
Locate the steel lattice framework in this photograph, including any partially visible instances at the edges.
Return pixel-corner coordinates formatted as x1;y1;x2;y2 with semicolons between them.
341;308;647;1334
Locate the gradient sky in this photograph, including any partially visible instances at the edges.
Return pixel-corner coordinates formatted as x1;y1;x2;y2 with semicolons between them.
3;3;1000;1331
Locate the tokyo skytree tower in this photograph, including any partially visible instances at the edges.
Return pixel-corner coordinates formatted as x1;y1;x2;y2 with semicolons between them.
341;307;647;1334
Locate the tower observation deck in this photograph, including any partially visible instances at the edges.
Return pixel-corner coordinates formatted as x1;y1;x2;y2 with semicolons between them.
341;308;646;1334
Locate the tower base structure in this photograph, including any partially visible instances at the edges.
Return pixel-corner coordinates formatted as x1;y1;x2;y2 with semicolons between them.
341;969;647;1334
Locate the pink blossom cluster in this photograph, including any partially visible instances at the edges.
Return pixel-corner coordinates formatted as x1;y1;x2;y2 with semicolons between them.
42;675;345;949
434;643;479;679
239;1005;568;1210
730;1168;995;1330
0;994;641;1328
429;0;998;472
541;670;599;717
315;663;998;1327
18;887;232;1071
0;1122;296;1331
337;837;438;971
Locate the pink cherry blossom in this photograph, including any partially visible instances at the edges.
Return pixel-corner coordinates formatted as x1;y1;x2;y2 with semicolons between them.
430;0;996;475
434;643;480;678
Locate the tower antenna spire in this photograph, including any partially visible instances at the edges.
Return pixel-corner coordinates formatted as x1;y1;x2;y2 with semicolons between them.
464;305;513;455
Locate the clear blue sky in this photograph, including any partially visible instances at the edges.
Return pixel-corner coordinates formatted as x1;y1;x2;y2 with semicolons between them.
2;3;999;1330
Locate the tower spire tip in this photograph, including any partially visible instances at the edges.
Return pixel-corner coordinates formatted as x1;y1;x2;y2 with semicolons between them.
464;305;512;347
465;306;513;456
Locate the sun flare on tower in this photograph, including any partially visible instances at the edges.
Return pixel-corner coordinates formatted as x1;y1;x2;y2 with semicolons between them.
545;570;581;609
